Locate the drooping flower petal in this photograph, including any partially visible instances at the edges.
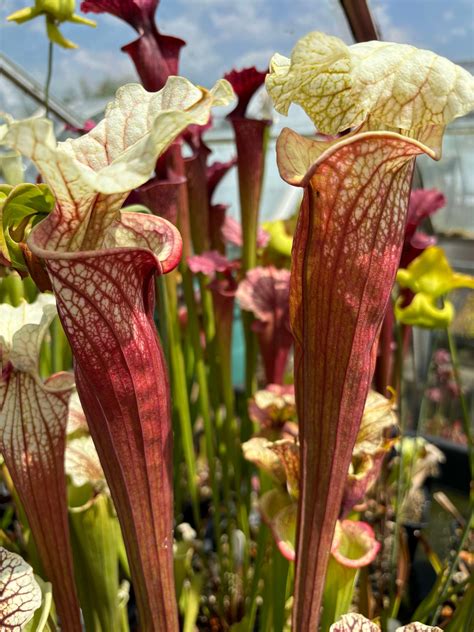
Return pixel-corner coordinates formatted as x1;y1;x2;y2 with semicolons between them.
237;266;292;384
395;246;474;328
81;0;185;90
2;78;234;632
395;292;455;328
397;246;474;296
0;547;42;631
267;31;474;154
0;296;81;631
8;0;96;49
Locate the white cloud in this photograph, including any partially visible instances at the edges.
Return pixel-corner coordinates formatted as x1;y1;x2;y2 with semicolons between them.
159;15;221;82
234;49;274;70
369;1;413;44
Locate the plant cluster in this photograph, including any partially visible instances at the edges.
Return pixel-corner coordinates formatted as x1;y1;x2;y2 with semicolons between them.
0;2;473;631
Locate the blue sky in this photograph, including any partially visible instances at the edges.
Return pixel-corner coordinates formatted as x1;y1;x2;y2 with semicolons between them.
1;0;473;114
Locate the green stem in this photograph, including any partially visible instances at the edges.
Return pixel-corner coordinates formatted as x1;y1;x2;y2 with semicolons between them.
50;316;70;373
44;40;54;119
242;312;257;397
181;268;223;556
429;507;473;626
161;275;200;529
3;273;24;306
272;545;289;632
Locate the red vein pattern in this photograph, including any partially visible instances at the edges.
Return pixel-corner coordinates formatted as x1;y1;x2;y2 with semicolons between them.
0;371;81;631
43;246;180;631
0;548;42;631
286;132;426;630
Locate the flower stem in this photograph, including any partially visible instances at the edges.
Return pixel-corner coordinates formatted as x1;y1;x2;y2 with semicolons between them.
429;506;473;626
181;268;223;556
162;274;200;529
44;40;54;119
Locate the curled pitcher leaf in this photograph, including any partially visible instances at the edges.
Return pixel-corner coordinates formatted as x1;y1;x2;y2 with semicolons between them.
0;296;81;630
1;77;234;253
2;77;234;632
0;548;41;631
268;30;474;631
267;31;474;154
330;521;380;569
